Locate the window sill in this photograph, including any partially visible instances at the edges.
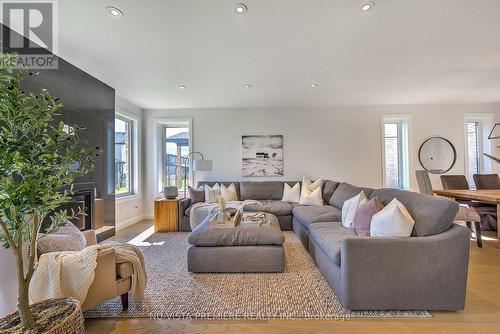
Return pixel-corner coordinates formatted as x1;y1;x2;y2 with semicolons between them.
116;194;141;203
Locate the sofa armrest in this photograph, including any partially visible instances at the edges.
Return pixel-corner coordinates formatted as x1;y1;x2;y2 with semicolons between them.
82;230;97;246
179;198;192;220
81;248;119;311
340;224;471;310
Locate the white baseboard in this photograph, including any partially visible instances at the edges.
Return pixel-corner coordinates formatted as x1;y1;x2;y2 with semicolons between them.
116;214;144;231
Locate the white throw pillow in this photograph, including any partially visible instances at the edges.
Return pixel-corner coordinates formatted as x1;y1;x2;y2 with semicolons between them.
299;177;324;206
282;183;301;203
341;191;368;228
299;187;323;206
370;199;415;237
221;183;238;202
204;183;221;203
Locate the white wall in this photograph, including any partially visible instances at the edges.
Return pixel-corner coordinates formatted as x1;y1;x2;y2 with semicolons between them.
115;97;145;230
142;104;500;217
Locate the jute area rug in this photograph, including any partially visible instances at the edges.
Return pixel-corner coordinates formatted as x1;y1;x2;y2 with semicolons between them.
84;231;431;320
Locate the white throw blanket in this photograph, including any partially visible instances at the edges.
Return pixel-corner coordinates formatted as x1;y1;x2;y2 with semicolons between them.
29;243;147;304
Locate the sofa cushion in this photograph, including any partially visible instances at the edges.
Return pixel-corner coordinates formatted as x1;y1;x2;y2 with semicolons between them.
329;182;375;209
240;181;284;200
322;180;340;204
243;200;293;216
308;222;357;265
292;205;342;228
371;188;459;236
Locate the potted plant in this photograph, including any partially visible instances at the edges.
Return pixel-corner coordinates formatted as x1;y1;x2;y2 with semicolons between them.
0;53;99;333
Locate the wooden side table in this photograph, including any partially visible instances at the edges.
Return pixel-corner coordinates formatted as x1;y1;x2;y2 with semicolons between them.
154;198;179;232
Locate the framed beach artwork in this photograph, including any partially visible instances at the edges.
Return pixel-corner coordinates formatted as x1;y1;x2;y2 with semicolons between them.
242;135;284;177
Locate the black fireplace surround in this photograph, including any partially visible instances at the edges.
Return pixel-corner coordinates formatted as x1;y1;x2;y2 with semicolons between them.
57;183;96;231
2;24;116;241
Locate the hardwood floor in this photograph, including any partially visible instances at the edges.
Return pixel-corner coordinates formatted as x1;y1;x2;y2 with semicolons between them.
85;221;500;334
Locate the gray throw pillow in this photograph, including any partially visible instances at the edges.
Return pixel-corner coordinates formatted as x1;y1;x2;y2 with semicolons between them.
37;222;87;257
329;182;375;209
189;186;205;205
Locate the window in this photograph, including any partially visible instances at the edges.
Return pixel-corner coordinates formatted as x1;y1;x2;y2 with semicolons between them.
466;121;481;183
115;116;133;196
465;114;493;186
382;116;410;189
160;120;192;195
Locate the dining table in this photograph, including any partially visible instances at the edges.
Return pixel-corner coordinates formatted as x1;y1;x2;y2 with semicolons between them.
434;189;500;247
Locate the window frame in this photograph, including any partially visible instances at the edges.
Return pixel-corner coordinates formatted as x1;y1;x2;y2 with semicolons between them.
155;118;193;196
464;113;494;187
381;114;412;190
466;121;481;181
114;114;135;198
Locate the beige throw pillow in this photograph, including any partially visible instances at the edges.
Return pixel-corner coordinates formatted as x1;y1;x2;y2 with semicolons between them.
299;177;324;206
370;199;415;237
221;183;238;202
302;177;323;192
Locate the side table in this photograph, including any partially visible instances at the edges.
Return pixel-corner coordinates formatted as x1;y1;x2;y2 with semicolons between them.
154;198;179;232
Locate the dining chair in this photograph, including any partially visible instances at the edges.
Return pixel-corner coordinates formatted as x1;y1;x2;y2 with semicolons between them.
440;175;470;190
472;174;499;231
440;175;483;247
415;170;433;195
473;174;500;189
415;170;483;247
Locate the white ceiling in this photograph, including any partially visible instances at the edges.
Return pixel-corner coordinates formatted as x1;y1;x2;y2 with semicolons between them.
24;1;500;108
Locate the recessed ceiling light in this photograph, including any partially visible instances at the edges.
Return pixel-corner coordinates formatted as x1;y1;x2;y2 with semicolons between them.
244;83;252;88
311;83;318;88
235;3;248;14
360;1;375;12
106;6;123;17
178;85;186;89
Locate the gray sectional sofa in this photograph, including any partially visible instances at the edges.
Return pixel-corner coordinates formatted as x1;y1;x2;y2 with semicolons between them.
179;180;471;311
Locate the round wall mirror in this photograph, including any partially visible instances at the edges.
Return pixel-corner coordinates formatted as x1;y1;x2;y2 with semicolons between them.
418;137;457;174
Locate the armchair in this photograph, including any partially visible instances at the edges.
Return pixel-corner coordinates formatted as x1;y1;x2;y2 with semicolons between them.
1;230;134;315
80;230;133;311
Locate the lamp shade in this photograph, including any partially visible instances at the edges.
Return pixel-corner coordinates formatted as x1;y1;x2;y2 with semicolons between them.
193;159;213;171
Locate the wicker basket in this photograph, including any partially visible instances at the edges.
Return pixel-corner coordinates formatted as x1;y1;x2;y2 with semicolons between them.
0;298;84;334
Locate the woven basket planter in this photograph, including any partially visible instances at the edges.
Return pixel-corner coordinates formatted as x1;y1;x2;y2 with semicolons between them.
0;298;84;334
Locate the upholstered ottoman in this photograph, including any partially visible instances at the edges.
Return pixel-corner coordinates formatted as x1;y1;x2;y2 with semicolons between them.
187;213;285;273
